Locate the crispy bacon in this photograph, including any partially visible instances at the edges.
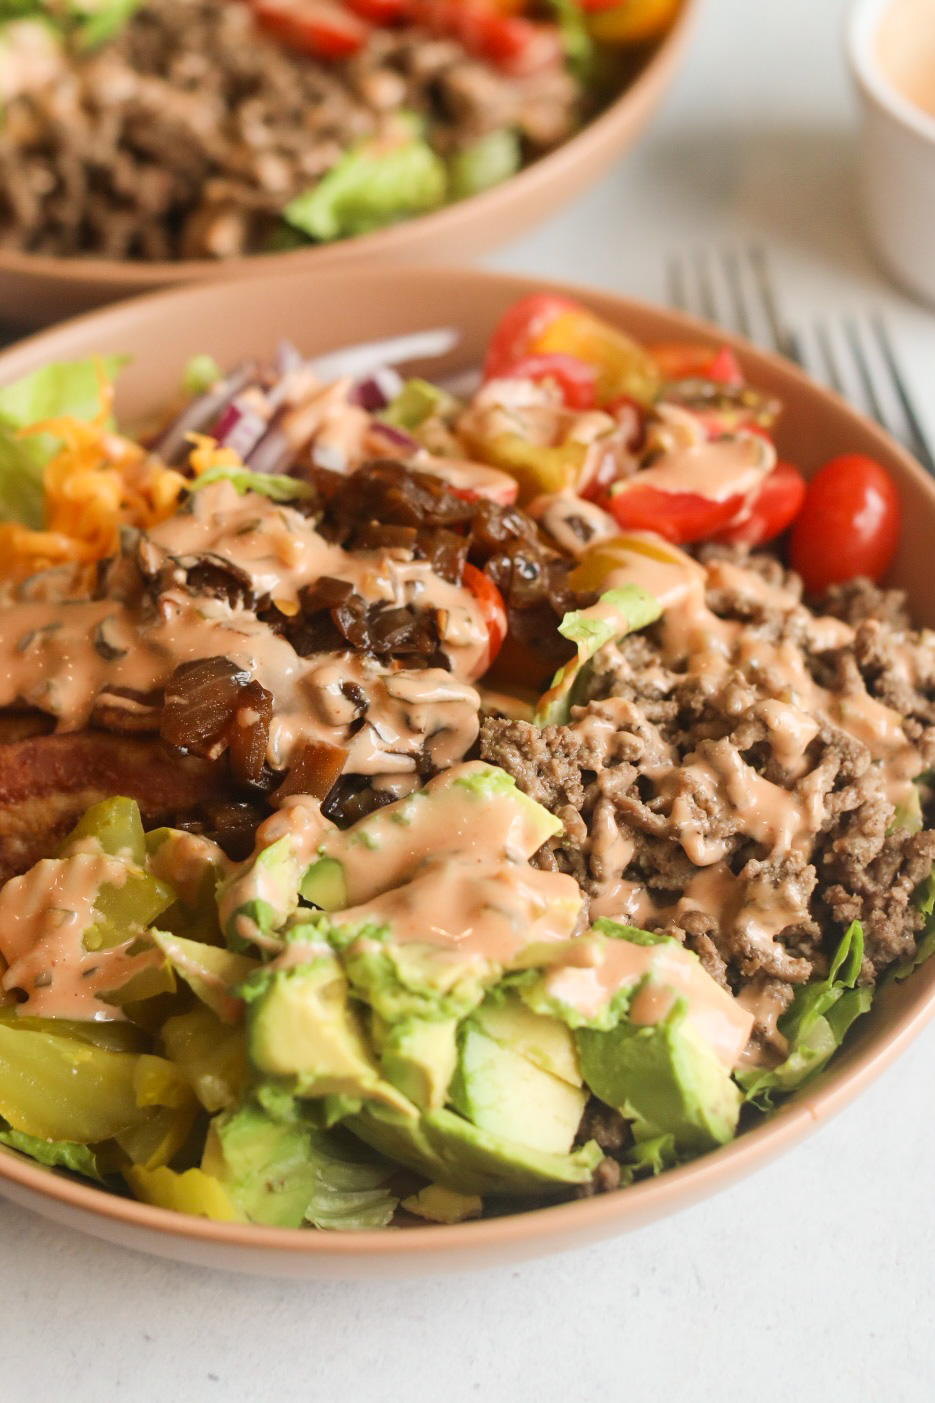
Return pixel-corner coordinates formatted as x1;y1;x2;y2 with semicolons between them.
0;732;229;881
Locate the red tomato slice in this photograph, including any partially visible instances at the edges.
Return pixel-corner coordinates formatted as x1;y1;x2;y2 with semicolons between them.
789;454;901;593
413;1;562;75
607;482;747;544
462;562;507;675
483;294;582;380
251;0;368;58
497;353;599;410
713;462;808;547
648;341;743;385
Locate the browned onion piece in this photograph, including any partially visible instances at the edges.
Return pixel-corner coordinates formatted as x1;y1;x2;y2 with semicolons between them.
160;658;273;785
227;679;273;786
271;740;349;806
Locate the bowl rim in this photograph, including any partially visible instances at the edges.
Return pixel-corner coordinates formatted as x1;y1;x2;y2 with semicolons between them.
846;0;935;146
0;262;934;1265
0;0;698;289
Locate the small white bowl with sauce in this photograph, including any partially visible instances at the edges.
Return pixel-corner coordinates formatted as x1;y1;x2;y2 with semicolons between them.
848;0;935;305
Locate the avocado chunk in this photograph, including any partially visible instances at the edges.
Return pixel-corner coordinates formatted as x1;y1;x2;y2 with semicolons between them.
474;994;583;1086
300;857;347;913
219;835;299;950
308;762;563;910
576;1003;741;1156
346;1102;602;1197
244;956;413;1115
448;1025;587;1156
378;1017;459;1110
401;1184;482;1224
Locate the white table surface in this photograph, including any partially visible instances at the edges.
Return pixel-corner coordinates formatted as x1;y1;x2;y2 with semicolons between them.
2;1;934;1399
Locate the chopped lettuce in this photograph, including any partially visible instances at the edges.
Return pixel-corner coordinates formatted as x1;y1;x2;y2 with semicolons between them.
187;466;313;502
448;129;521;201
206;1100;398;1230
736;922;873;1110
0;354;126;527
888;870;935;983
547;0;598;79
536;584;662;725
0;1124;105;1181
283;117;447;243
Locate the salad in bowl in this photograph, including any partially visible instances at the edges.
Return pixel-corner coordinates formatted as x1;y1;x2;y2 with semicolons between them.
0;285;932;1238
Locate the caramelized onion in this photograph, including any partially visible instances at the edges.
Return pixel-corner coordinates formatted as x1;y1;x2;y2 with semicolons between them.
271;740;349;806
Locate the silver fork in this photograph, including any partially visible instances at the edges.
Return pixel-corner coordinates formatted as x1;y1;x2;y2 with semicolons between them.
666;245;935;480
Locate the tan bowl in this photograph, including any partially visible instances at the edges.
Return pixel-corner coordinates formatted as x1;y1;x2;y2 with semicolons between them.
0;2;697;330
0;266;933;1277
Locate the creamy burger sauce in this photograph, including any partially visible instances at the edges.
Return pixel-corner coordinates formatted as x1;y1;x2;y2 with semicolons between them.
0;480;487;774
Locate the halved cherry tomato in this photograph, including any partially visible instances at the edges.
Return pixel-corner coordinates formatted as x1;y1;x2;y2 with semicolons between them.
484;294;581;380
413;1;562;75
789;454;901;592
496;353;599;410
713;462;807;547
648;342;743;385
606;482;747;544
251;0;368;58
462;563;507;674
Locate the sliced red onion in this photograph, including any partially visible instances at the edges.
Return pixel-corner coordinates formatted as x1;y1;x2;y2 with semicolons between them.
308;328;458;385
368;420;419;453
244;424;294;477
213;399;270;461
149;363;257;466
275;340;303;376
352;366;404;412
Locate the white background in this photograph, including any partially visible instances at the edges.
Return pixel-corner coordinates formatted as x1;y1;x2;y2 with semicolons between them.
1;1;934;1399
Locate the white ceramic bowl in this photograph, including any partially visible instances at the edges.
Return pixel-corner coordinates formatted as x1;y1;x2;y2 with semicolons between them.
848;0;935;305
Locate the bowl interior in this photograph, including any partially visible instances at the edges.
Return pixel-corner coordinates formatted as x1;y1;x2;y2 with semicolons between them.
0;265;933;1274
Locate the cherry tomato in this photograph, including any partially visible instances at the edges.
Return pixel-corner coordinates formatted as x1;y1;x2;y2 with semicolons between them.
648;341;743;385
344;0;409;20
607;482;747;544
483;294;581;380
496;353;599;410
413;1;562;76
251;0;368;59
713;462;808;547
462;563;507;674
789;454;901;592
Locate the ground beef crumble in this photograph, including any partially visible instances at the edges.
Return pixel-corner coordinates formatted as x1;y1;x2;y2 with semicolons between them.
481;548;935;1038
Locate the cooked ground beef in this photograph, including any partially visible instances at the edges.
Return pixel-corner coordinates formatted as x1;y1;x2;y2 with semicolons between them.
481;550;935;1023
0;0;582;260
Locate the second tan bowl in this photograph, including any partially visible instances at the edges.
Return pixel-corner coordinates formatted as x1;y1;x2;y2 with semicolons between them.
0;264;933;1276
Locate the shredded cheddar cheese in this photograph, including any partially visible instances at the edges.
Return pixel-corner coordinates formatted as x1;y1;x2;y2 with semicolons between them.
0;385;242;583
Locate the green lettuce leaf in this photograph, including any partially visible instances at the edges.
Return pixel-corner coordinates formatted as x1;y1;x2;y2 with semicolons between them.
448;128;521;201
0;1123;105;1182
536;584;661;725
736;921;873;1109
283;116;447;243
887;869;935;983
207;1100;397;1230
0;354;127;528
188;466;314;502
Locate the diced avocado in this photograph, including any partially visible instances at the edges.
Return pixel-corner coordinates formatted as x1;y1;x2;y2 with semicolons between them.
379;1018;459;1110
401;1184;482;1224
347;1102;602;1197
310;762;562;908
474;994;583;1086
218;836;298;950
576;1002;741;1156
381;377;458;432
448;1025;587;1155
448;128;521;201
340;928;494;1024
244;957;413;1115
300;857;348;912
537;585;662;726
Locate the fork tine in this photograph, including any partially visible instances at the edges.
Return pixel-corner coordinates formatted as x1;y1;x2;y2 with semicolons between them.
667;254;688;313
869;314;935;479
693;249;719;323
814;321;847;397
844;317;888;425
720;248;753;340
748;244;805;365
